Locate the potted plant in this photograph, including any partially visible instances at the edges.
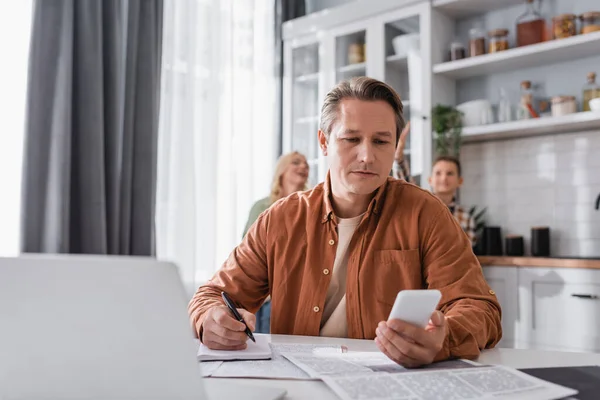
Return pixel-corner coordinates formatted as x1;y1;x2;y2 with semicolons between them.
431;104;463;157
469;205;487;255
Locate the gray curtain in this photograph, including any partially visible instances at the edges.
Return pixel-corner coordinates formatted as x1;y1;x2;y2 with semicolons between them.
21;0;163;255
274;0;306;156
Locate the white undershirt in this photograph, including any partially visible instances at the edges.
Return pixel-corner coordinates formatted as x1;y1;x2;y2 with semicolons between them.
319;213;363;338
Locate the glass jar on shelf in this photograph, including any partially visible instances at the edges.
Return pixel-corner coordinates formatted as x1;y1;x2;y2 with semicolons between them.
518;80;535;120
488;29;510;53
552;14;577;39
583;72;600;112
348;43;365;65
449;41;466;61
580;12;600;34
516;0;546;47
469;27;486;57
551;96;577;117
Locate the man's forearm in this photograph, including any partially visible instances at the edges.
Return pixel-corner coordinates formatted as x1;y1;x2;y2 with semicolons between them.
435;298;502;361
188;286;225;338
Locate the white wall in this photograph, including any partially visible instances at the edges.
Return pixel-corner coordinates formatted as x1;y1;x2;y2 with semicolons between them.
460;131;600;258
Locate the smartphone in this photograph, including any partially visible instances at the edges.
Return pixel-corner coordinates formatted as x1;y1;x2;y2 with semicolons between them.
387;289;442;328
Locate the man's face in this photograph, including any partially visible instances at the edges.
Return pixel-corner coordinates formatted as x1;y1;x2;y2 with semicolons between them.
318;99;396;198
428;161;463;196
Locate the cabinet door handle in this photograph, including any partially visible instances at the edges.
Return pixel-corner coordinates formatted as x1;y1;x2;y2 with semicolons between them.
571;293;599;299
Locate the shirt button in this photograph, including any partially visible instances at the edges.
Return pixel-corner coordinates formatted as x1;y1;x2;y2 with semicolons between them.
323;268;330;275
313;306;320;313
328;239;335;245
489;289;496;295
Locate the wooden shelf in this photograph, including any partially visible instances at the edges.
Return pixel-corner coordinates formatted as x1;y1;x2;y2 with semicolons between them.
337;62;366;75
433;31;600;79
386;54;408;70
432;0;522;19
461;112;600;143
479;256;600;270
295;72;319;83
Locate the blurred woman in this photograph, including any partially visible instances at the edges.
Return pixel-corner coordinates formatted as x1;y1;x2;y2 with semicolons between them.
242;151;310;332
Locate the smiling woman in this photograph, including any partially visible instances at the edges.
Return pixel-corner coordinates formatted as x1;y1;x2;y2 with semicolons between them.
243;151;310;237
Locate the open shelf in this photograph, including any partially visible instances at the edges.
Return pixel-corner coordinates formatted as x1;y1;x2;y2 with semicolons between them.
433;31;600;79
337;62;366;75
432;0;522;19
386;54;408;70
295;72;319;83
461;112;600;143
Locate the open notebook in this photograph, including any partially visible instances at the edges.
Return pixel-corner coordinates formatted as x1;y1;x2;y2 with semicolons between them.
197;334;272;362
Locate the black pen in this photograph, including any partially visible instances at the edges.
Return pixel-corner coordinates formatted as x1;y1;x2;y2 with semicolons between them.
221;291;256;343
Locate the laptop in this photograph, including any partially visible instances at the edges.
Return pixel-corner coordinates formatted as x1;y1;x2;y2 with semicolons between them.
0;254;286;400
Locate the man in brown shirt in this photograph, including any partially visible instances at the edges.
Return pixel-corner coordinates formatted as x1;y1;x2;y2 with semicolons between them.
189;77;502;367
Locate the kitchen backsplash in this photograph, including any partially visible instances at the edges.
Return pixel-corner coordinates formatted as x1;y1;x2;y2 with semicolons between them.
460;130;600;258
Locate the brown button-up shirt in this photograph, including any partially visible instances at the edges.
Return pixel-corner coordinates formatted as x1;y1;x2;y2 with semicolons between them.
189;174;502;360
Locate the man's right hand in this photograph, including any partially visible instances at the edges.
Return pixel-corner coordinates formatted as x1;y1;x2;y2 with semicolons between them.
201;305;256;350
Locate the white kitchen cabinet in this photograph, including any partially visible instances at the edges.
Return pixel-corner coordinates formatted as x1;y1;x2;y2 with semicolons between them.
282;0;433;188
518;267;600;353
482;266;519;348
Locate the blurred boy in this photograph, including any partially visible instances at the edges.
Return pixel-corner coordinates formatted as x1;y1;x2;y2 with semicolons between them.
394;124;476;246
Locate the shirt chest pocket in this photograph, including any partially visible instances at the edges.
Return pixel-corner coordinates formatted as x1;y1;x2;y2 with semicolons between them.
373;249;423;307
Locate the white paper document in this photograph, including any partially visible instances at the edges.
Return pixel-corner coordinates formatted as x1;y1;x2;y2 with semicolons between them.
280;352;477;378
320;366;577;400
198;361;223;377
206;342;344;380
197;333;272;361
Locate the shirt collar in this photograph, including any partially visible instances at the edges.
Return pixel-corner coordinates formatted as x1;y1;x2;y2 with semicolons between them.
322;171;388;223
448;197;457;213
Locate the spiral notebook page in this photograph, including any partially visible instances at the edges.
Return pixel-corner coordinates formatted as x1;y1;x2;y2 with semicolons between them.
197;334;272;361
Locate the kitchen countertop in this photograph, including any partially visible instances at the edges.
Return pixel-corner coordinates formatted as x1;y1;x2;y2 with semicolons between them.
478;256;600;270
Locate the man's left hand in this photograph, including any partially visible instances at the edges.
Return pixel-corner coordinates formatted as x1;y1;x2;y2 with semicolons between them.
375;310;447;368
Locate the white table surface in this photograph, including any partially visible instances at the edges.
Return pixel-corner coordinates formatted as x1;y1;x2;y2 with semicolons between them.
204;334;600;400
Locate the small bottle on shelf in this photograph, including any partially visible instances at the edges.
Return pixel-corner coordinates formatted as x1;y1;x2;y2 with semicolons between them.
516;0;546;47
518;81;538;120
497;88;512;123
583;72;600;112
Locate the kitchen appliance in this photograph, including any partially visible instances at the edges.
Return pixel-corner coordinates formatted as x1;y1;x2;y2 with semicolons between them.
484;226;503;256
505;235;525;256
531;226;551;257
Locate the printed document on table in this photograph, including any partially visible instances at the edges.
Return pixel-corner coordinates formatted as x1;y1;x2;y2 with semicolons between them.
198;361;223;377
321;365;578;400
208;342;344;380
281;351;479;378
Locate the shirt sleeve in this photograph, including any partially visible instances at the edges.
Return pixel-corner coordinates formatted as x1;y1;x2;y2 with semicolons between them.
421;206;502;361
188;211;271;338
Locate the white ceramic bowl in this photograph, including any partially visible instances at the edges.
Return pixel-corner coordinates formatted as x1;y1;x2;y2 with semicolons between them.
456;99;492;127
392;33;420;57
590;97;600;112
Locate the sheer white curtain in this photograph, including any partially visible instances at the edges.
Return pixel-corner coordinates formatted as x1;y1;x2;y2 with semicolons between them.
0;0;33;256
157;0;277;295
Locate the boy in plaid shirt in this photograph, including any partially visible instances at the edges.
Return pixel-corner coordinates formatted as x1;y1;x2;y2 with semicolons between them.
393;123;477;246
